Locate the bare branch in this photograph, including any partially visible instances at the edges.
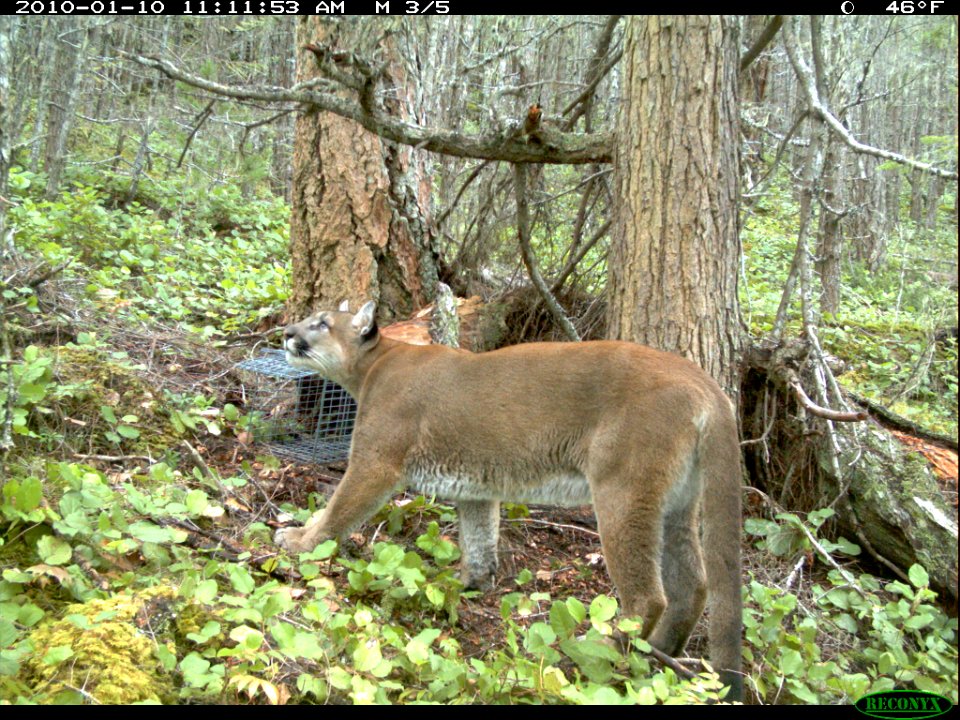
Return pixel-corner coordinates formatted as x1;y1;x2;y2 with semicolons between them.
562;16;624;131
782;17;957;181
435;160;492;231
784;368;868;422
744;111;809;196
239;108;295;157
739;15;783;73
550;219;611;293
513;163;581;342
176;99;215;169
127;52;612;166
561;49;623;133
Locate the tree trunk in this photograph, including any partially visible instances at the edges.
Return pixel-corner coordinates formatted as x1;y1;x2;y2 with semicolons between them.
0;16;12;242
29;19;54;173
607;16;742;398
816;137;842;316
268;18;295;199
43;18;90;199
754;15;960;606
288;17;438;324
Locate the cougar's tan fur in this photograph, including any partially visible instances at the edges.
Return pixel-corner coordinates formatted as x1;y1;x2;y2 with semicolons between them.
275;301;743;699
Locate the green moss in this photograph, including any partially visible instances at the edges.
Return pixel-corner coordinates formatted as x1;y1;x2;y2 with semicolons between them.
22;587;178;704
173;603;225;647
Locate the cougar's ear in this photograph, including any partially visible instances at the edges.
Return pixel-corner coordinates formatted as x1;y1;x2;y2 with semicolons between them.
338;299;350;312
352;301;378;342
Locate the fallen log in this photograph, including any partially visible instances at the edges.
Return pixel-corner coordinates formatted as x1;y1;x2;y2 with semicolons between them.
742;343;958;605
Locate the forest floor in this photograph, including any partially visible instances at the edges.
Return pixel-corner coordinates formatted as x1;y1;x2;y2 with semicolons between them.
197;439;716;664
5;281;956;704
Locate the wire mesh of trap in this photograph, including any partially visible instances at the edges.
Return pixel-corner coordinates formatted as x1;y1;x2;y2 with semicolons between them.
235;349;357;465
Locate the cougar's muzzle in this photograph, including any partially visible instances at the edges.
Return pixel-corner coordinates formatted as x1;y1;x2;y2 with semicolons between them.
284;326;309;358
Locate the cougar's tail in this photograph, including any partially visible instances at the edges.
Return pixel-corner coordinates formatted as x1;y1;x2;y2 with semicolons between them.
701;395;744;701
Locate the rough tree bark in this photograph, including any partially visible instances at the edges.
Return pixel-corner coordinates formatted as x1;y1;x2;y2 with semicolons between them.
816;136;842;316
606;16;742;398
288;17;438;323
43;18;90;199
0;17;10;228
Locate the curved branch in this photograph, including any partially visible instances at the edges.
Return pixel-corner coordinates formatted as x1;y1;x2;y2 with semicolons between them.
783;368;867;422
561;15;624;131
782;18;957;181
513;163;581;342
127;53;612;166
739;15;783;73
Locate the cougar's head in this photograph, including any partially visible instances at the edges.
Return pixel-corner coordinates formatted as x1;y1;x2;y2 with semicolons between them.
283;300;379;385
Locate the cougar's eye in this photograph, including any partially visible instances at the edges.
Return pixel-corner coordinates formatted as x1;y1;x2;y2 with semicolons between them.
309;318;328;332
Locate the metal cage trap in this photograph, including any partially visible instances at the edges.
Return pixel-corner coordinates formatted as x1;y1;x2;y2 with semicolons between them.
235;349;357;465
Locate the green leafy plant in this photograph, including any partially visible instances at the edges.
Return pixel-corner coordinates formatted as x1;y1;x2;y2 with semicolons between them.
744;510;957;704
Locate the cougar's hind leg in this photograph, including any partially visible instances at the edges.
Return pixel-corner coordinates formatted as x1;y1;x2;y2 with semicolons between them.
457;499;501;590
589;458;668;636
647;490;707;656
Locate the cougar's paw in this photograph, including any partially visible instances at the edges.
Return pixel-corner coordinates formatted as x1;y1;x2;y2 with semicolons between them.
274;526;311;554
460;564;497;592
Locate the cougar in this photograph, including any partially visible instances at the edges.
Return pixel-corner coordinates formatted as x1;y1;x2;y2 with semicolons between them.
275;300;743;700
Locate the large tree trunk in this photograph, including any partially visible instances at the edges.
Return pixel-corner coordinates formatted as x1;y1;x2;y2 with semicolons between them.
288;18;438;324
606;16;742;399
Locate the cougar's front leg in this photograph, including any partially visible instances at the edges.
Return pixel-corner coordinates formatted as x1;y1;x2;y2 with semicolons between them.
275;457;400;554
457;499;501;590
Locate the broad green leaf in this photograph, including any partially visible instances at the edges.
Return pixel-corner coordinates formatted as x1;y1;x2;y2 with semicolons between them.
15;477;43;513
227;565;255;595
194;579;219;604
36;536;72;566
635;686;657;705
16;604;44;627
42;646;74;665
524;622;558;659
424;583;445;608
117;425;141;439
404;638;432;665
565;597;587;623
17;383;47;404
368;543;404;575
780;647;804;676
127;521;186;544
229;625;264;650
589;595;617;623
352;638;383;673
908;564;930;590
0;619;17;646
550;600;579;639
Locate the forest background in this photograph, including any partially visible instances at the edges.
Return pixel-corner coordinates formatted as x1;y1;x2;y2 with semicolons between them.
0;14;956;705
